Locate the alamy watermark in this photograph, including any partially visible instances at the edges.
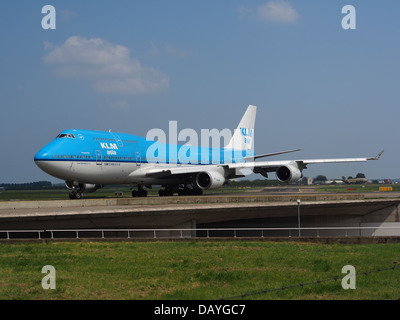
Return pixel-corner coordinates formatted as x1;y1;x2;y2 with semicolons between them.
146;122;236;165
41;265;56;290
342;5;356;30
341;265;356;290
145;121;255;176
41;5;56;30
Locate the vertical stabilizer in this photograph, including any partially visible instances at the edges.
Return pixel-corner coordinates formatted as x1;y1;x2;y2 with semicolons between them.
225;105;257;153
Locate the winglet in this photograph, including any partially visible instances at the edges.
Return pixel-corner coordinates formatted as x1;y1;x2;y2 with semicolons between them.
368;150;384;161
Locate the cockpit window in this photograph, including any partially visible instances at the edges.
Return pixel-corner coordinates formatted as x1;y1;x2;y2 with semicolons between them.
56;133;76;139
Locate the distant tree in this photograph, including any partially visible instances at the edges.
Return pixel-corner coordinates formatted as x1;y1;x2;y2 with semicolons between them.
314;175;327;182
356;173;366;178
0;181;52;190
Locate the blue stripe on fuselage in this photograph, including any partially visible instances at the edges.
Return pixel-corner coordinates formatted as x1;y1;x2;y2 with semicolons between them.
34;129;253;165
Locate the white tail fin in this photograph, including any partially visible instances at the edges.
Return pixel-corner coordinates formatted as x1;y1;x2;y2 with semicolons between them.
225;105;257;152
225;105;257;155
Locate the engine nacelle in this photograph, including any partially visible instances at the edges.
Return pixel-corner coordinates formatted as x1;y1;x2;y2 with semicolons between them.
276;164;303;183
195;170;226;190
65;181;103;193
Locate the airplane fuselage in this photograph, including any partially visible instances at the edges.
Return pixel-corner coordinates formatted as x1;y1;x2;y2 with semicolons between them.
34;129;245;186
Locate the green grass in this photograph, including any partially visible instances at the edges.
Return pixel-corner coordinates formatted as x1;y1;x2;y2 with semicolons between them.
0;241;399;300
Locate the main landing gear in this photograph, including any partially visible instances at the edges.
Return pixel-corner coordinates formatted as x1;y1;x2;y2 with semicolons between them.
131;185;148;197
158;185;203;197
69;189;82;199
130;184;204;198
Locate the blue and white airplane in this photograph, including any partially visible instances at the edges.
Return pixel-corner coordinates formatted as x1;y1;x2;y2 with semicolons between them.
34;105;383;199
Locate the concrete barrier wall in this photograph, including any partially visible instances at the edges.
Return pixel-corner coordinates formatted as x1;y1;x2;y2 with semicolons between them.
0;193;365;210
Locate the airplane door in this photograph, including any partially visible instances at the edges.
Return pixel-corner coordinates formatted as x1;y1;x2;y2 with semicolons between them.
110;132;124;148
135;152;141;167
96;150;102;165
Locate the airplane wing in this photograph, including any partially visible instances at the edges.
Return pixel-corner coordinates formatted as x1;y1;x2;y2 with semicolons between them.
226;150;384;181
229;150;384;168
243;148;302;161
142;150;384;182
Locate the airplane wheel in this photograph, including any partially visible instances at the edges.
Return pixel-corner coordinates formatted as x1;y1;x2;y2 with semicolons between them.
132;190;138;197
69;191;82;199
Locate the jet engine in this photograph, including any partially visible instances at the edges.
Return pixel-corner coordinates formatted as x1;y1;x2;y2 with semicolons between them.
65;181;103;193
276;164;303;183
195;170;226;190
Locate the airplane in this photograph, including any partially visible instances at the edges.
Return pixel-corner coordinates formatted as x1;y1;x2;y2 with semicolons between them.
34;105;383;199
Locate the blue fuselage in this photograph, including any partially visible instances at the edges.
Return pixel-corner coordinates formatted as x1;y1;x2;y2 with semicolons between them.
34;129;250;185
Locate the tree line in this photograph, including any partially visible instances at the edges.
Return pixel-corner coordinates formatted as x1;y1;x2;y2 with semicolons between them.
0;181;55;190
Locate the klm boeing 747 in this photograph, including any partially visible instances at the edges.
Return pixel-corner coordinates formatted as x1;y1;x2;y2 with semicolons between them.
34;105;383;199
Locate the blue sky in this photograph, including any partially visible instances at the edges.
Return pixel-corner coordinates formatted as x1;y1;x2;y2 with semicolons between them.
0;1;399;183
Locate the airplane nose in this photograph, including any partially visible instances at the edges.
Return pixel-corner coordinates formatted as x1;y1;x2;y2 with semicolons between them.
34;150;44;162
34;149;48;170
34;158;46;171
34;145;63;179
34;147;50;162
34;145;54;170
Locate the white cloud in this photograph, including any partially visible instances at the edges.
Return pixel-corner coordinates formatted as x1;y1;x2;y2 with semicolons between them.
257;1;299;23
43;36;169;94
239;1;299;23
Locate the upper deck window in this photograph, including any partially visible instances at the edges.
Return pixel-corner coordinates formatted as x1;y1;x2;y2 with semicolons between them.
56;133;76;139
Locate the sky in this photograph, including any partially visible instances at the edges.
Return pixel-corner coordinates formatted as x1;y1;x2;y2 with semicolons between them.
0;0;399;183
